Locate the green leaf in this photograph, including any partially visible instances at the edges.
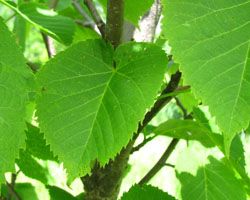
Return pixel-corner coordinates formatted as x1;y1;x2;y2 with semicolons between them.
141;125;157;137
36;39;167;180
43;0;72;11
0;17;32;183
73;24;100;43
24;123;56;161
121;184;176;200
177;91;200;114
155;119;221;147
13;15;27;51
16;124;56;184
98;0;154;27
16;151;49;184
229;134;246;173
162;0;250;156
46;185;79;200
2;183;39;200
19;3;75;45
124;0;154;27
193;106;246;168
177;156;247;200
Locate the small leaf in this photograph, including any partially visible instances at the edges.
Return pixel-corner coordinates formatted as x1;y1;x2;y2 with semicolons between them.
19;3;76;45
177;156;247;200
16;151;49;184
155;119;220;147
162;0;250;156
2;183;39;200
121;184;176;200
36;39;167;180
141;125;157;137
24;123;56;161
46;185;79;200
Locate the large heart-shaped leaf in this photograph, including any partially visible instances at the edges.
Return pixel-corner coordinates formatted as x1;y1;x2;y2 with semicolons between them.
0;17;32;183
36;39;167;179
162;0;250;155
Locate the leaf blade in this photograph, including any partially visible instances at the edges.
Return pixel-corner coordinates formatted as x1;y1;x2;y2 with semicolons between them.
36;39;167;180
162;0;250;155
0;17;32;183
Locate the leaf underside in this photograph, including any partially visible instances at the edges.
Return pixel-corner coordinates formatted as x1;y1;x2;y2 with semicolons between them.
162;0;250;155
36;39;167;180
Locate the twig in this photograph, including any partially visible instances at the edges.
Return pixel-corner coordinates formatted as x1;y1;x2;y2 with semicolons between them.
41;0;58;58
6;182;21;200
83;0;105;37
49;0;59;9
73;1;96;29
137;71;182;134
105;0;124;48
74;19;100;35
175;97;187;117
26;61;40;72
138;99;192;185
131;135;156;154
165;163;175;168
7;173;17;200
41;33;56;58
139;138;179;185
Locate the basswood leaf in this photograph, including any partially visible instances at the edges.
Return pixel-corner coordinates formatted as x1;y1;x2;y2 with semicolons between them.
162;0;250;156
36;39;167;180
19;3;75;45
177;156;247;200
0;18;32;183
121;184;176;200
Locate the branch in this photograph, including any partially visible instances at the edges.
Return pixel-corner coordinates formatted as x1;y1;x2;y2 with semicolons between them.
175;97;187;117
139;138;179;186
7;173;17;200
138;99;191;185
83;0;105;37
105;0;124;48
41;0;58;58
137;71;182;134
131;135;156;154
6;181;21;200
73;1;96;29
